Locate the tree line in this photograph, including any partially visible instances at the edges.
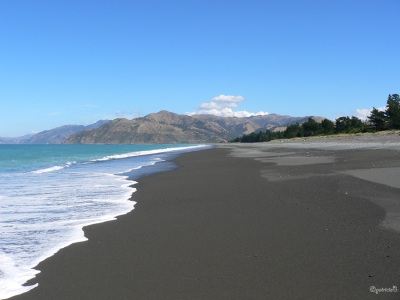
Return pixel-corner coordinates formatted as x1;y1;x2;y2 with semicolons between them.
231;93;400;143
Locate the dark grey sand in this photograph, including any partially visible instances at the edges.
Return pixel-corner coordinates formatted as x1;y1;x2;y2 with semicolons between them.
10;135;400;299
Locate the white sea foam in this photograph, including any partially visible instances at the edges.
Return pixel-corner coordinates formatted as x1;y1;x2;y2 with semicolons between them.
92;145;208;162
31;161;77;174
31;165;65;174
0;253;38;299
0;171;136;299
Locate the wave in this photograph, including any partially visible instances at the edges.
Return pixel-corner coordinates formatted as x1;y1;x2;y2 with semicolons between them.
91;145;209;163
31;165;64;174
31;161;76;174
30;145;209;174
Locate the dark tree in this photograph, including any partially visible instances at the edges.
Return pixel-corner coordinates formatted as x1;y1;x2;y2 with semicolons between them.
284;123;302;138
301;117;322;136
335;116;352;133
321;119;335;134
350;116;365;132
367;107;387;131
385;94;400;129
334;116;364;133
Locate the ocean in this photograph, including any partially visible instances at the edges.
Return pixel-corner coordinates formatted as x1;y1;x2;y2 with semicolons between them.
0;144;210;299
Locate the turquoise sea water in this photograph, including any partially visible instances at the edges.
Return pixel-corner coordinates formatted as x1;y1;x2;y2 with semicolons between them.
0;144;210;299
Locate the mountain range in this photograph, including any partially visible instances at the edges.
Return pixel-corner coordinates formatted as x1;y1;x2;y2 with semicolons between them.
65;111;322;144
2;111;323;144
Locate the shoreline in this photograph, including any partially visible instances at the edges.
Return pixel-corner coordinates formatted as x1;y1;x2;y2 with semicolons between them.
10;139;400;299
1;145;207;300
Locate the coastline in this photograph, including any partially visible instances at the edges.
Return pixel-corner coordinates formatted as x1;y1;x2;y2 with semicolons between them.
10;139;400;299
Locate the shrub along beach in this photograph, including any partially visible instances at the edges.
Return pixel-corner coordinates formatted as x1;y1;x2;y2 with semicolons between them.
10;133;400;300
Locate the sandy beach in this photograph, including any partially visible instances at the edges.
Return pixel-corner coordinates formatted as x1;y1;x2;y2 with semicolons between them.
10;135;400;299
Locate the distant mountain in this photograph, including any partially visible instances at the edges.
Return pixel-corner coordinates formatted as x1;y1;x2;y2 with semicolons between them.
0;134;34;144
65;111;323;144
0;120;110;144
65;111;230;144
192;114;311;136
245;114;312;128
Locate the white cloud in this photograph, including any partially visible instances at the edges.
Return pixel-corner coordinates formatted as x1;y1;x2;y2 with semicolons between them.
355;108;372;120
355;106;386;120
212;95;244;103
187;95;268;117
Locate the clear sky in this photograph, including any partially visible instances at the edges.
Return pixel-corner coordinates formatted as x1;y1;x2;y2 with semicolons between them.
1;0;399;137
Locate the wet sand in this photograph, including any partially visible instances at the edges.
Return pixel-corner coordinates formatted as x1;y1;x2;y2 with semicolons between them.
10;138;400;299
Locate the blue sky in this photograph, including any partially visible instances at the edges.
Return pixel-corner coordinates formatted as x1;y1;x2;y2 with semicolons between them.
1;0;399;137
